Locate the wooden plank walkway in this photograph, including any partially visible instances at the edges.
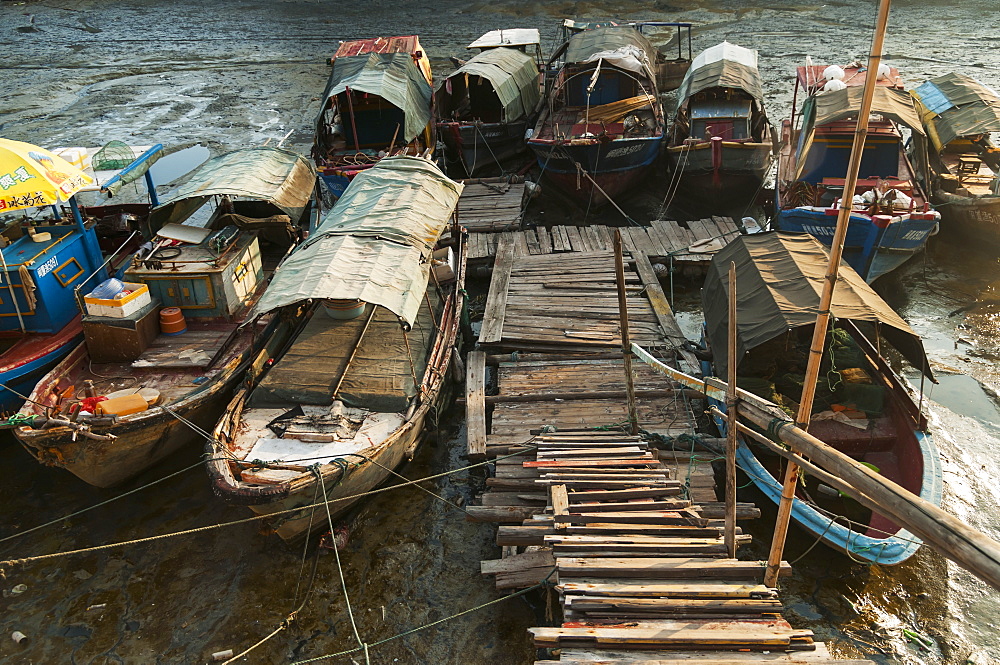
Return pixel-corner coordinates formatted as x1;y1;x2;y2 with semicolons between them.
457;177;526;232
467;217;754;267
471;431;871;664
476;236;696;365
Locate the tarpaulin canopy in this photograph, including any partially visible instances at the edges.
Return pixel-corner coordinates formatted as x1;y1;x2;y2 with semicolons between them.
812;86;925;133
438;47;540;123
148;147;316;229
794;87;923;178
468;29;540;50
0;138;92;211
676;41;764;104
248;156;462;326
702;232;933;381
317;52;433;143
564;26;654;77
912;73;1000;152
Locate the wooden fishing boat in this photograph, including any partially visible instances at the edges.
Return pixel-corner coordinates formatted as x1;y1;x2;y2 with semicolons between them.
774;63;940;282
527;25;666;207
206;156;465;543
14;148;318;487
0;140;161;413
436;32;542;177
665;42;776;210
701;232;942;564
312;35;436;198
909;73;1000;245
558;20;693;93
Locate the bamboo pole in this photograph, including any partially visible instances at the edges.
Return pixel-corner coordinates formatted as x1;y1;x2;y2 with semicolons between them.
614;230;639;435
725;261;738;558
345;86;361;151
763;0;894;588
632;342;1000;591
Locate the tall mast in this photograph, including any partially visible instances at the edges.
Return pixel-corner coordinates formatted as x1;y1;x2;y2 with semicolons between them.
763;0;894;588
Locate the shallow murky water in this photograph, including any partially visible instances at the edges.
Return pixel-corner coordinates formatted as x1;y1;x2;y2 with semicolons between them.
1;0;999;662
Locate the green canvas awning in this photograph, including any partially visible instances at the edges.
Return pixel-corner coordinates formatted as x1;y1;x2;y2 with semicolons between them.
438;47;540;122
676;41;764;104
702;232;932;381
912;73;1000;152
317;52;432;143
812;86;925;133
148;147;316;228
248;156;462;326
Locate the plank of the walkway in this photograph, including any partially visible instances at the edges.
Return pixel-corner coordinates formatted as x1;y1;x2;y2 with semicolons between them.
551;483;570;530
466;350;487;459
479;235;516;343
555;645;835;661
560;580;774;599
564;595;783;615
557;557;791;579
530;618;815;649
629;250;698;368
536;659;864;665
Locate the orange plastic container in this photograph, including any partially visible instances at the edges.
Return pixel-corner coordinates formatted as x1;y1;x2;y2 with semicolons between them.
96;393;149;417
159;307;187;335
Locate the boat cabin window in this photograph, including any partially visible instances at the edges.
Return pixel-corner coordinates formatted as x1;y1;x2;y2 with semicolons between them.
690;100;752;141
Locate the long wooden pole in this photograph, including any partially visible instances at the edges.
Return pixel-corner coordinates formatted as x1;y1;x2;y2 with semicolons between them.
614;230;639;435
725;262;738;558
632;343;1000;591
763;0;894;588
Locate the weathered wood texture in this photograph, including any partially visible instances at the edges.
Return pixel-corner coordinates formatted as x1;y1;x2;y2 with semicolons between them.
472;429;866;664
467;218;744;264
457;178;525;232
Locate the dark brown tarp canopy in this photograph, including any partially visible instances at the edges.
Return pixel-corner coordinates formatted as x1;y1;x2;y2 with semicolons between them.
702;232;933;381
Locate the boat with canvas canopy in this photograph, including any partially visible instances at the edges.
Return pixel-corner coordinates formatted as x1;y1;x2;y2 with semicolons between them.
206;155;466;542
14;147;318;487
665;41;776;210
312;36;435;198
909;72;1000;245
701;232;941;564
774;63;939;282
436;41;542;176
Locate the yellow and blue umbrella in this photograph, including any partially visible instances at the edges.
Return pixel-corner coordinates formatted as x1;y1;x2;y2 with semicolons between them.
0;138;93;213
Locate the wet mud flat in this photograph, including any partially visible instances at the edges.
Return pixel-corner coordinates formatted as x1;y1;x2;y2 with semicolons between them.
1;0;1000;663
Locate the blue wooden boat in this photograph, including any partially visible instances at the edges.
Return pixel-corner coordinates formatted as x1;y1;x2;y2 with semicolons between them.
528;25;666;207
0;141;161;413
701;232;942;564
775;64;940;282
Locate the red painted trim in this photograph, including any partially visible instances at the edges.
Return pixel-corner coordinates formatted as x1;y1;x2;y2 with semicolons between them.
0;315;82;373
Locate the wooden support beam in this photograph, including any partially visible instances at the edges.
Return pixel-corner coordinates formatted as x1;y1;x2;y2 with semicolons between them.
551;483;570;530
466;350;487;460
479;234;515;343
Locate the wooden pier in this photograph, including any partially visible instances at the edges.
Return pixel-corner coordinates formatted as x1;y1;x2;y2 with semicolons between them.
467;217;752;268
465;236;877;665
456;176;526;232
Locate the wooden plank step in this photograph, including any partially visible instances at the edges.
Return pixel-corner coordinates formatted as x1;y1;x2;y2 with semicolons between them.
555;645;836;660
530;618;814;649
567;487;683;501
550;541;739;556
495;523;725;546
537;660;866;665
559;580;775;599
534;479;680;488
526;458;660;467
560;499;689;512
564;595;784;616
466;505;540;522
557;557;791;580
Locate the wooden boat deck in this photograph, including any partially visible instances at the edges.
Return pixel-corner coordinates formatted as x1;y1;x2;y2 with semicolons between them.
457;177;526;232
467;217;747;269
